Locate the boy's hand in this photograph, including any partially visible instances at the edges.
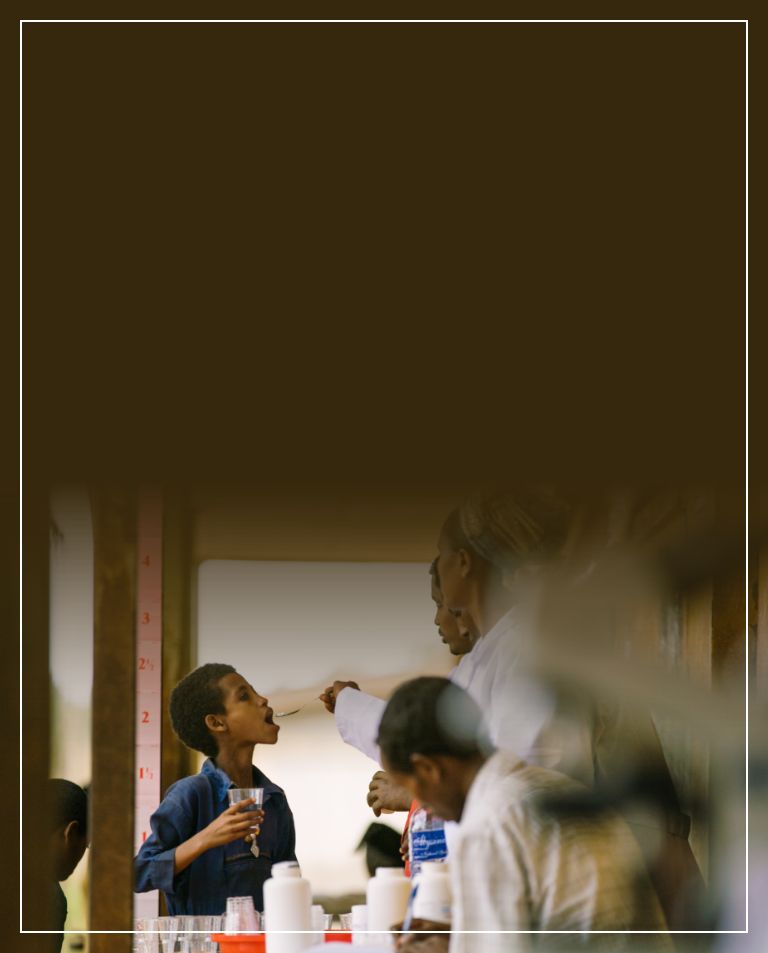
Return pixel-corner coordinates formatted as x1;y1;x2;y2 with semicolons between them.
320;680;360;713
367;770;412;816
201;799;265;849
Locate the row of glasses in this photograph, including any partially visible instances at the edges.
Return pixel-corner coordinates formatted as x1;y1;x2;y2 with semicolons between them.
134;915;224;952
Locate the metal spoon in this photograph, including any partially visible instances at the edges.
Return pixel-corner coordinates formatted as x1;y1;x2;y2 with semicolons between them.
273;697;321;718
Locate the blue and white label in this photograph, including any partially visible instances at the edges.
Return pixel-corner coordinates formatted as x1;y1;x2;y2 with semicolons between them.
410;828;448;875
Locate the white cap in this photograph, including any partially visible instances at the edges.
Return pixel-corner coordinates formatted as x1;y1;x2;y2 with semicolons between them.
375;867;407;879
272;861;302;878
420;861;449;875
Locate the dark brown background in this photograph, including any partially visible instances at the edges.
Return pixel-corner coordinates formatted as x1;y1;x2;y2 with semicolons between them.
12;13;751;951
19;18;747;498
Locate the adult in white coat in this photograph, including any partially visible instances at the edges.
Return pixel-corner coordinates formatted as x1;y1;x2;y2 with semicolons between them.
323;489;593;784
321;560;476;814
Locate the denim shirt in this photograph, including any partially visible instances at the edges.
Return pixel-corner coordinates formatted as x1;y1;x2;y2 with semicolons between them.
134;759;297;915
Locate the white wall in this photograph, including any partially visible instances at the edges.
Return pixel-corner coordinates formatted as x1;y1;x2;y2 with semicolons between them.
196;559;454;895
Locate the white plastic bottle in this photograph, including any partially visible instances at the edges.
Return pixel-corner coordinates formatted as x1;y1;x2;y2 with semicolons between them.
366;867;411;947
412;861;452;924
263;860;313;953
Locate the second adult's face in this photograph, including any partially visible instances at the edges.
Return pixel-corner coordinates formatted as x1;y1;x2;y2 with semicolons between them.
436;529;473;616
432;580;473;656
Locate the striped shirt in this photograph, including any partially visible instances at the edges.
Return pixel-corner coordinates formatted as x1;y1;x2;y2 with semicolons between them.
449;751;673;952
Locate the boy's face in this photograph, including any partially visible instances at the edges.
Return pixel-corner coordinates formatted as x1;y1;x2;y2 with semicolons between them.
215;672;280;746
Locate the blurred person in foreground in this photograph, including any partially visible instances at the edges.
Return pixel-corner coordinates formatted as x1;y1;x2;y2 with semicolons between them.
379;677;673;953
47;779;89;953
435;487;704;929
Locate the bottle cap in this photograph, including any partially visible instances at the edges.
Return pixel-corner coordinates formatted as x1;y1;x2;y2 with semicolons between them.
272;860;302;878
375;867;407;879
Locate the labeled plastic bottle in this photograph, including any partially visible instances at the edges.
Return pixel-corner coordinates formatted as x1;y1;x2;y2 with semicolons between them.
408;807;448;878
263;860;313;953
366;867;411;946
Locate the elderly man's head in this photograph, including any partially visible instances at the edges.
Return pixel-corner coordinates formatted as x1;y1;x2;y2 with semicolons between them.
436;487;571;634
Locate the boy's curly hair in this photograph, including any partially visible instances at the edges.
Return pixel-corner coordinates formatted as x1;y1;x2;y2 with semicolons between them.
169;663;236;758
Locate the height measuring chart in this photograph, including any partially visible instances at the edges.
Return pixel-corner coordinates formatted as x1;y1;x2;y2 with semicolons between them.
134;490;163;919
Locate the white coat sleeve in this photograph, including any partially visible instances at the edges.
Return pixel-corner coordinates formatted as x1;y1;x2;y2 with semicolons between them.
333;687;386;764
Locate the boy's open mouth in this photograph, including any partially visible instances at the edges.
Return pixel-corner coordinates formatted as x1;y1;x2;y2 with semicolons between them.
264;709;275;726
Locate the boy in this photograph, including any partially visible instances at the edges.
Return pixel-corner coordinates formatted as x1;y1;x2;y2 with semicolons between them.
134;663;297;914
47;779;89;953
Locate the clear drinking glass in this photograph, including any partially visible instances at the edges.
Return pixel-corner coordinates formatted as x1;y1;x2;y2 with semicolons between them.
134;918;161;953
311;905;333;932
179;915;224;952
205;914;224;951
339;913;353;931
227;787;265;856
156;917;180;953
224;896;260;934
351;904;369;946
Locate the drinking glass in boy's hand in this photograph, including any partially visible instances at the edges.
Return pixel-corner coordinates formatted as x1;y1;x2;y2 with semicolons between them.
200;798;265;849
228;787;265;841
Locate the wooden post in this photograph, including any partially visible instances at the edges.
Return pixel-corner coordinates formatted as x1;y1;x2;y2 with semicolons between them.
161;492;196;796
90;490;136;950
20;488;52;947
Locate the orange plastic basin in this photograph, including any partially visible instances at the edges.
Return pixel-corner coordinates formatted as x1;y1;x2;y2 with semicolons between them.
211;934;266;953
211;932;352;949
